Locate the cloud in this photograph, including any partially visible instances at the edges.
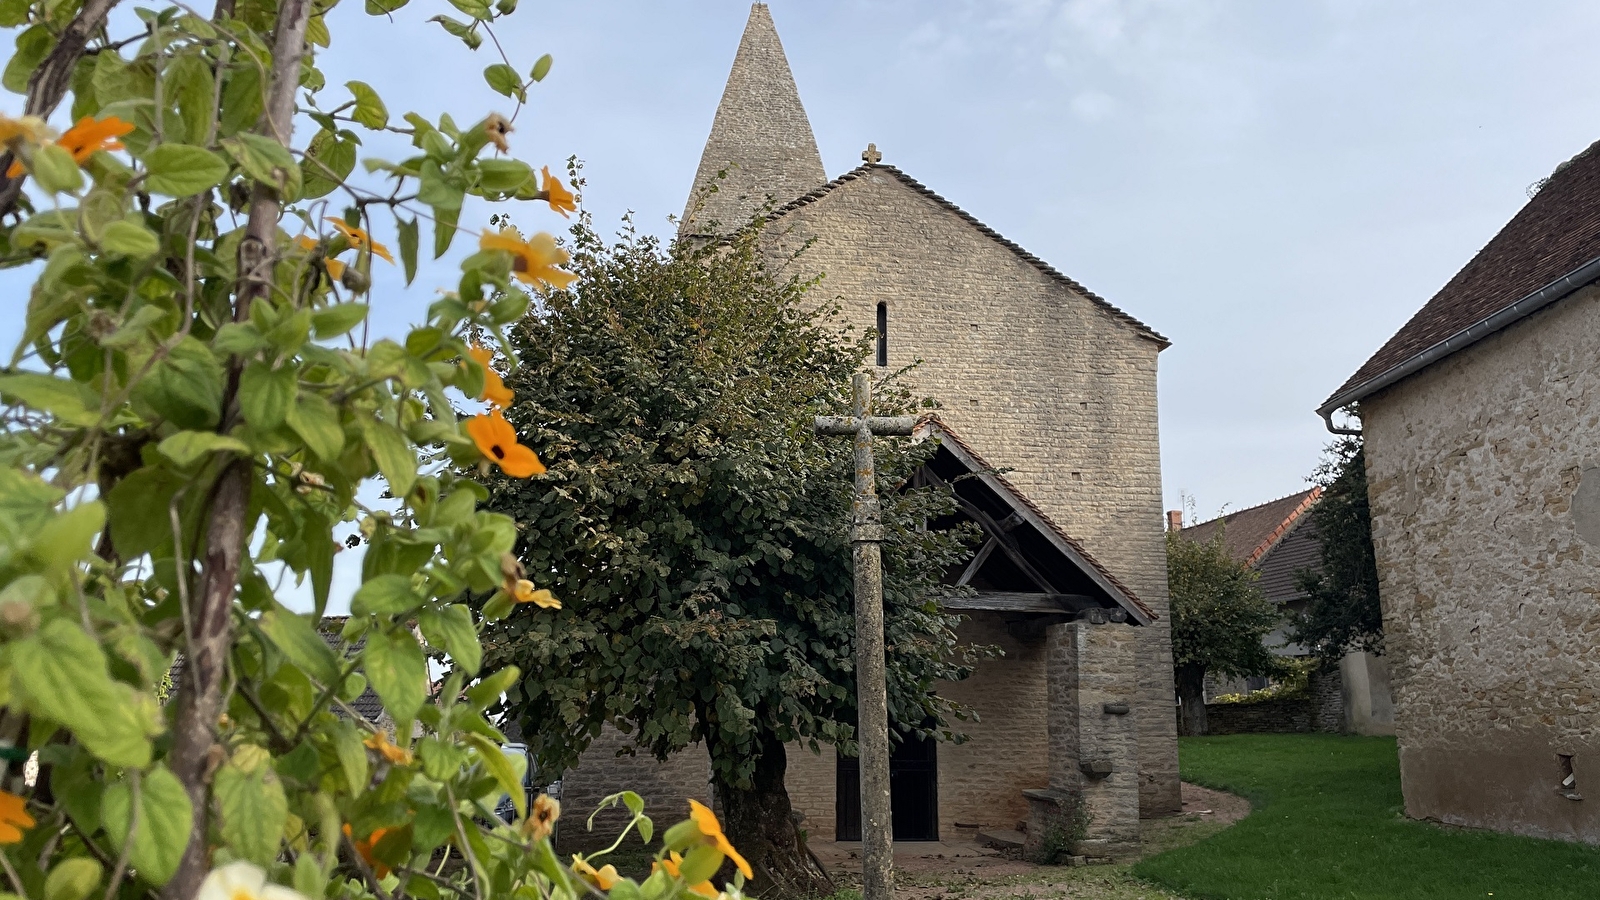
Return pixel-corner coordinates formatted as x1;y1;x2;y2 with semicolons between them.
1070;89;1117;121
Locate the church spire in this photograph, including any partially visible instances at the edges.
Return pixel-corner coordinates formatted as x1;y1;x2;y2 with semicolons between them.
680;3;826;235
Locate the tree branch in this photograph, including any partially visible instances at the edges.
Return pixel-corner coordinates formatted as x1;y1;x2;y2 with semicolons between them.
0;0;123;217
162;0;315;897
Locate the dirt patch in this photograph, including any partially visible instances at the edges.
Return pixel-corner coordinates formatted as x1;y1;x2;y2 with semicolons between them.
810;782;1250;900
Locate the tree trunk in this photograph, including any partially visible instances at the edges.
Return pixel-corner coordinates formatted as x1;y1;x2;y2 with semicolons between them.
710;732;834;900
1176;663;1208;737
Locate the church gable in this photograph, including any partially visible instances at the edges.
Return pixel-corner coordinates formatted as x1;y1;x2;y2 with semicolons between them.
769;162;1166;349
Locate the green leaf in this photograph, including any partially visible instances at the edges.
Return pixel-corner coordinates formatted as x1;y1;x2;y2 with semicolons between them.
142;144;229;197
0;0;30;28
105;466;187;561
304;508;334;617
214;753;289;865
141;337;224;429
433;205;459;259
397;217;419;285
428;15;482;50
420;604;480;675
100;765;192;886
32;143;83;194
418;161;464;212
363;627;426;723
301;129;358;199
310;302;368;339
346;81;388;129
482;64;521;98
222;132;301;199
365;0;408;14
0;372;101;426
464;665;518;710
239;361;296;431
477;159;530;195
13;620;152;768
530;54;553;83
351;574;420;617
44;858;102;900
445;0;491;20
4;25;51;95
100;219;161;258
166;53;216;148
676;844;723;887
157;430;249;467
219;66;263;138
285;392;344;461
259;603;341;686
361;418;417;497
331;719;368;795
463;732;523;816
33;501;106;569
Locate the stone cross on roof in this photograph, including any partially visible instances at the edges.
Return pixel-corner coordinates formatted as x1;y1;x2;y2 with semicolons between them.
862;143;882;164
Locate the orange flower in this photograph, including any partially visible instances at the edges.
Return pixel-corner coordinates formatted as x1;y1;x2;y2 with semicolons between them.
6;114;129;177
520;793;560;842
654;853;718;899
688;799;752;879
0;791;34;844
513;579;561;610
571;855;620;891
466;411;544;478
294;235;347;282
467;345;514;407
327;218;394;264
363;731;413;766
541;166;576;218
479;227;576;290
341;823;392;878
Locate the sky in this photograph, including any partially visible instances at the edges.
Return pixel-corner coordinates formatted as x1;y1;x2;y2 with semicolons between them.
10;0;1600;555
304;0;1600;525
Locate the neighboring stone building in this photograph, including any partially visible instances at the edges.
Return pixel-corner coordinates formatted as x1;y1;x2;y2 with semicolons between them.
1178;491;1394;736
557;3;1177;856
1317;139;1600;844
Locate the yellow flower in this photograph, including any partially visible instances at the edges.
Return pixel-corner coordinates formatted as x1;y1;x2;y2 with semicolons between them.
0;113;51;148
513;579;561;610
327;218;394;264
521;793;560;841
655;853;718;899
467;345;514;407
198;861;307;900
484;113;512;154
342;824;392;878
479;227;576;290
466;410;545;478
363;731;413;766
0;791;34;844
688;799;752;879
571;855;620;891
294;235;347;282
541;166;576;218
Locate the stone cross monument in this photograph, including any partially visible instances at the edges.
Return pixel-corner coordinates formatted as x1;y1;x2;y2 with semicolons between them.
814;373;916;900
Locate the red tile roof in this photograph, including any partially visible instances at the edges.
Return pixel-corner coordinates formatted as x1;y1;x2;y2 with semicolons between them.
1325;139;1600;409
1180;488;1320;568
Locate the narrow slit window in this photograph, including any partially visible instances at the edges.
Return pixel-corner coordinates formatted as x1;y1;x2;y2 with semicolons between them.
1559;754;1581;800
876;302;888;367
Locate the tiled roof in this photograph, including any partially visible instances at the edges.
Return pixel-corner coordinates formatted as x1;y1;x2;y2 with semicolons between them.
769;163;1169;348
1181;488;1320;568
1254;515;1322;606
922;417;1157;623
1325;139;1600;409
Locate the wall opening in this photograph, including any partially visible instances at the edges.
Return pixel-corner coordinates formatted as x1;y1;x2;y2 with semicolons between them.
875;302;888;367
1558;754;1582;800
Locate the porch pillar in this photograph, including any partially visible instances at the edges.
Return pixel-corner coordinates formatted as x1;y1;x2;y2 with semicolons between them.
1025;618;1141;859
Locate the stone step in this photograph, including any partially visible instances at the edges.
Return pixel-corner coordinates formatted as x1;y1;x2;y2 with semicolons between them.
976;828;1025;850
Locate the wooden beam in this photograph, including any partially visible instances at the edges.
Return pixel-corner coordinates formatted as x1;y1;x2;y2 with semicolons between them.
944;592;1098;613
955;538;998;586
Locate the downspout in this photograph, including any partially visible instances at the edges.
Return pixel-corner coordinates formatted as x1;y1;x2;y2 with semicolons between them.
1316;252;1600;437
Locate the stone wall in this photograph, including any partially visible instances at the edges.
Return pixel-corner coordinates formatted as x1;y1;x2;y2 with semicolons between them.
554;725;713;853
767;168;1180;816
1362;284;1600;845
1203;668;1343;736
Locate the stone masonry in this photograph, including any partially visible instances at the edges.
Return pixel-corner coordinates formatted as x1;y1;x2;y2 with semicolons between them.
765;169;1179;816
1362;283;1600;845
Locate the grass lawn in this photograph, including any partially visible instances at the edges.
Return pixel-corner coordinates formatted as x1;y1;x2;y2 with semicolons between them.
1134;734;1600;899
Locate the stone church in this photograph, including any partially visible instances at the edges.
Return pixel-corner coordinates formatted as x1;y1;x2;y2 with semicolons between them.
558;3;1178;856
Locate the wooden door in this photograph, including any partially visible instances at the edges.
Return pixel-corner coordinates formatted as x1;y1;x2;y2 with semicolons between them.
835;732;939;841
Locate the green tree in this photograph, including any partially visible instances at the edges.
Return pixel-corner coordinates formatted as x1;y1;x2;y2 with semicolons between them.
1293;433;1384;658
1168;528;1285;736
0;3;765;900
475;215;980;898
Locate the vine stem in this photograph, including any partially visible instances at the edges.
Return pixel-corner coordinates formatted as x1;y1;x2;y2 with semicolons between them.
161;0;315;897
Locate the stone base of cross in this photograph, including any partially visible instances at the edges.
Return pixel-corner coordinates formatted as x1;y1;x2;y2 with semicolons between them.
814;373;916;900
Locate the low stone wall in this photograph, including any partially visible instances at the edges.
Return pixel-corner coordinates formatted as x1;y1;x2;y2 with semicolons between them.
1203;668;1345;736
